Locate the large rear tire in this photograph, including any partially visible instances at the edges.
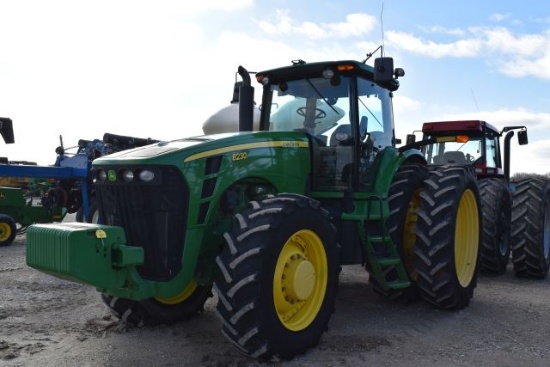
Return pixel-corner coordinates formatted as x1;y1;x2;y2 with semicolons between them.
415;166;481;310
0;214;17;247
478;178;512;275
101;281;211;327
369;164;428;301
214;193;340;360
511;177;550;278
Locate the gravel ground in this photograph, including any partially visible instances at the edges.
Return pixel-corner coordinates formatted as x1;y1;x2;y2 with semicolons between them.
1;228;549;367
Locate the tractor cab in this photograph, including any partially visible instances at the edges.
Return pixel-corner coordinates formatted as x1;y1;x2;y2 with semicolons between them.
254;58;404;191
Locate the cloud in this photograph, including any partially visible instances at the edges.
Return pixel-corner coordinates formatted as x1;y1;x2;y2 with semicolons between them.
326;13;378;37
479;27;547;56
418;25;465;36
386;26;550;80
186;0;255;11
489;13;512;22
480;28;550;79
257;11;377;39
510;139;550;175
385;31;482;57
393;95;421;113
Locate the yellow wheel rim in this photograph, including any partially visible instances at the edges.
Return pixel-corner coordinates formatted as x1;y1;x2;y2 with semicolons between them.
155;281;198;305
273;229;328;331
0;222;12;242
454;189;479;287
402;188;422;279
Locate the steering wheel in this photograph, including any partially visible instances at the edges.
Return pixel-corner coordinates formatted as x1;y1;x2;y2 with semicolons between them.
296;107;327;120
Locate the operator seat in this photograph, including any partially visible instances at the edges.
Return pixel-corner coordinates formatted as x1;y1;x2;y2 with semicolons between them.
327;124;353;185
329;124;352;146
443;151;467;164
432;155;444;165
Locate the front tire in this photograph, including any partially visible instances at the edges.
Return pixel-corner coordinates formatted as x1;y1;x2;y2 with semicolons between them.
214;193;340;360
415;166;481;310
101;281;211;327
511;177;550;278
478;178;512;275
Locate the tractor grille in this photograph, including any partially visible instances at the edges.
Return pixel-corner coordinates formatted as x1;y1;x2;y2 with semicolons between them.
95;165;188;281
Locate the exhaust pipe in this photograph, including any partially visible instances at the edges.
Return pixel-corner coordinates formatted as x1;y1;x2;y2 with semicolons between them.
237;66;254;132
504;130;514;182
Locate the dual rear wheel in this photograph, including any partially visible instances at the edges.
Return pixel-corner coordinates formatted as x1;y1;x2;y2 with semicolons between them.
478;178;512;275
414;166;481;309
373;165;482;310
511;177;550;278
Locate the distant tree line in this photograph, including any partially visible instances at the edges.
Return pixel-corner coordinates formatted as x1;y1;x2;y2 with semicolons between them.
511;173;550;181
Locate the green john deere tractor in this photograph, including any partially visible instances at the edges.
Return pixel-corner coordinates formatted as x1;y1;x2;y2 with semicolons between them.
26;55;482;359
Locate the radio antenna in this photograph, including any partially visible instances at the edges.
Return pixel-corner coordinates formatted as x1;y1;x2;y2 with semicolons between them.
362;2;386;63
380;1;385;57
470;88;480;112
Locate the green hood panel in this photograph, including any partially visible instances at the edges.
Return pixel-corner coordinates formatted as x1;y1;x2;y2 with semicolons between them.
94;131;307;166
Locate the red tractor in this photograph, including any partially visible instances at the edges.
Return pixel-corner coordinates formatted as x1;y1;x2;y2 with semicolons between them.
406;120;550;278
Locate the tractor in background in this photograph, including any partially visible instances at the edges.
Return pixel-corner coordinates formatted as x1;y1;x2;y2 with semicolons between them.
0;117;158;245
25;54;482;360
406;120;549;278
0;117;83;246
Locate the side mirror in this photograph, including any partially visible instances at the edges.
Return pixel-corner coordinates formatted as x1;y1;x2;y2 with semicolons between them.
231;81;243;103
518;129;528;145
406;134;416;145
0;117;15;144
374;57;395;83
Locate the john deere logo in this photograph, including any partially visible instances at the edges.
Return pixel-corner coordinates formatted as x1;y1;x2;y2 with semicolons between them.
0;192;5;199
108;170;117;181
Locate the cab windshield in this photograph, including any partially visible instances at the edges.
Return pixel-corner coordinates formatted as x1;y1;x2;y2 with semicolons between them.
422;136;482;165
267;76;393;148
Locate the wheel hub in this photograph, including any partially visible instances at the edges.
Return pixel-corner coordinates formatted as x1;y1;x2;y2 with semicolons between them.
273;229;328;331
284;255;315;301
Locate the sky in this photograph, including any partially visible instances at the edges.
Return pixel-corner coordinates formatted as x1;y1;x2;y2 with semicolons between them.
1;0;549;175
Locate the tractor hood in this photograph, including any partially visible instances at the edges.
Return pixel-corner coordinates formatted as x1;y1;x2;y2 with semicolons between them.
94;133;241;163
92;131;310;166
98;133;236;160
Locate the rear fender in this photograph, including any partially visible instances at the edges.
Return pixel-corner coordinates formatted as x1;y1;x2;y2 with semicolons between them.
364;147;425;196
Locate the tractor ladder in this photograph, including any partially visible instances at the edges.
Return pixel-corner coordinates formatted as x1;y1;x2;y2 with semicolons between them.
342;194;410;290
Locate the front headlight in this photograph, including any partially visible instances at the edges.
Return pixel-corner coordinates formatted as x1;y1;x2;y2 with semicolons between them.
121;169;134;183
96;169;107;182
139;169;155;182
